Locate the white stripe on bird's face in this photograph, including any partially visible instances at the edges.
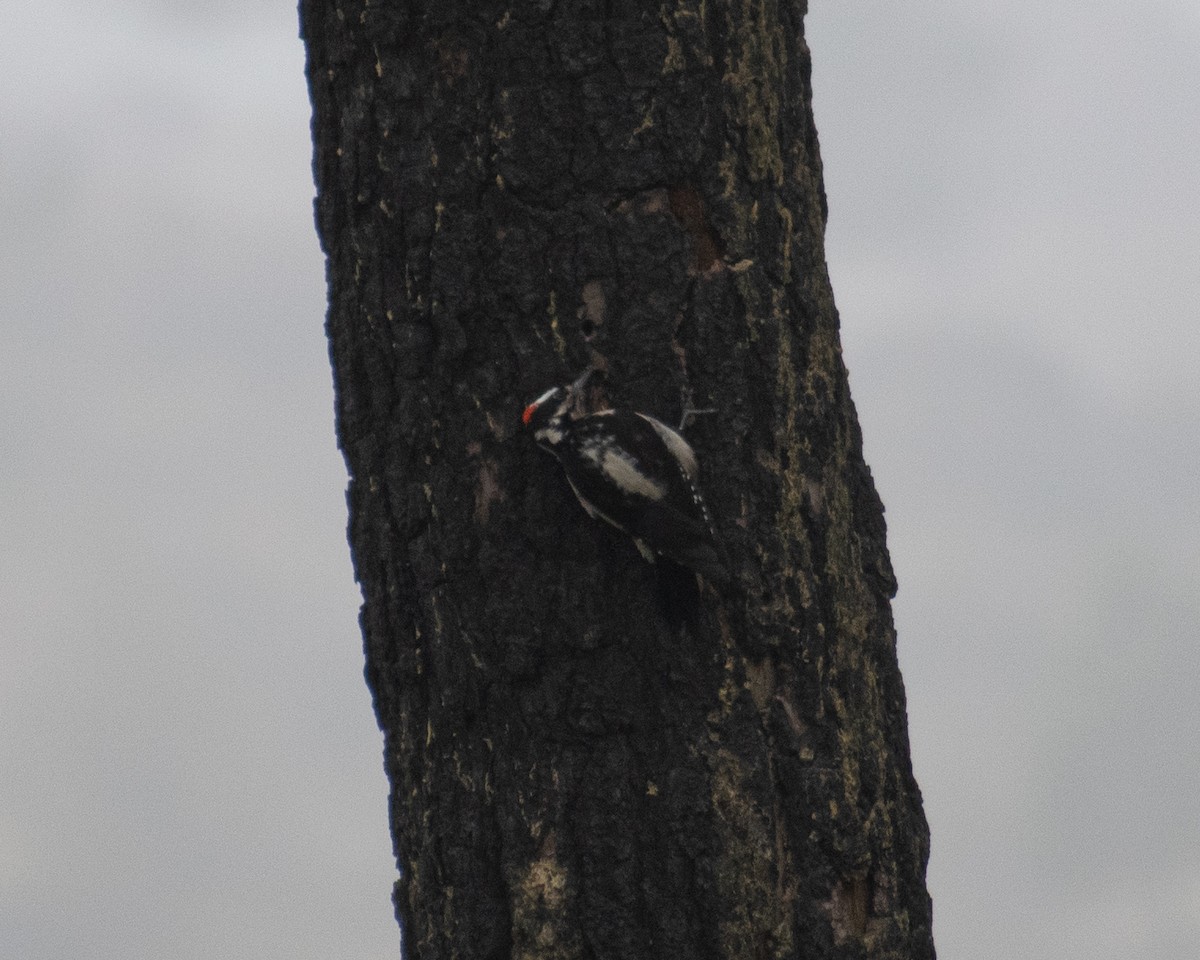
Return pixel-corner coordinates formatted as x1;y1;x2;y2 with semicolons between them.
535;423;565;446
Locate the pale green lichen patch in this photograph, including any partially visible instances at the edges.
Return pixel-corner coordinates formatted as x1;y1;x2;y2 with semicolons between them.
659;0;713;72
774;200;794;283
743;655;776;712
710;748;794;959
511;830;584;960
546;291;568;359
663;32;686;73
772;314;815;575
722;0;786;185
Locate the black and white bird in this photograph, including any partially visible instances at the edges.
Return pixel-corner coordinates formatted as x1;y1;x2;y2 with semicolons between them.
522;371;727;582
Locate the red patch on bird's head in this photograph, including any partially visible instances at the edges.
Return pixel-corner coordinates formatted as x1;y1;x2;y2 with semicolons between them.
521;403;537;426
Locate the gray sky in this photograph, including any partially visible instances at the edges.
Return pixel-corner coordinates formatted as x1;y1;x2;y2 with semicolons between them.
2;3;1196;958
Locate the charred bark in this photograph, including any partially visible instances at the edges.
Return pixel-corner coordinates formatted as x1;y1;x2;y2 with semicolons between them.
301;2;933;957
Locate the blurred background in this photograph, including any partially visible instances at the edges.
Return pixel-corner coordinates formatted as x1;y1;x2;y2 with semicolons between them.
2;2;1197;957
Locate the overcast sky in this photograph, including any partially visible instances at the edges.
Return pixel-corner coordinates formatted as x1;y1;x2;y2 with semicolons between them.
3;3;1197;958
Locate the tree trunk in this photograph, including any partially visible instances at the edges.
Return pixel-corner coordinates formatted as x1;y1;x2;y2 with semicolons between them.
301;2;934;958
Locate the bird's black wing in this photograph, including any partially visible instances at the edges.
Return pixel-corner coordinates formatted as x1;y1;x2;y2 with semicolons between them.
556;411;727;580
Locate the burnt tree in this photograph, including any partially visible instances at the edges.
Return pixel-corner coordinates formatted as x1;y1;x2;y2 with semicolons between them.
302;2;934;958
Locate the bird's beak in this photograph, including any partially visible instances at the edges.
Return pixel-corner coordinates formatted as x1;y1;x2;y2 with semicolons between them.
568;367;595;396
521;402;538;425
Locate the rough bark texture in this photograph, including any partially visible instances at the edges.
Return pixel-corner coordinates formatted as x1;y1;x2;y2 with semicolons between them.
302;2;934;958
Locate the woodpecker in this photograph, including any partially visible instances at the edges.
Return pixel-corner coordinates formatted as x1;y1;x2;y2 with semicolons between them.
522;372;727;582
